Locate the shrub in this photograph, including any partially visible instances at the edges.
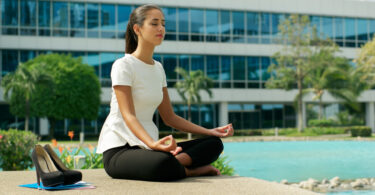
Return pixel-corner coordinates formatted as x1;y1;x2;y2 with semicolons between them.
234;130;262;136
211;155;235;176
0;129;39;170
348;126;372;137
58;146;103;169
308;119;337;127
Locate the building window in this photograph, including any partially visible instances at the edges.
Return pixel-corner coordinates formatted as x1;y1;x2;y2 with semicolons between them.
205;10;219;42
162;7;177;41
2;0;19;35
100;4;116;38
70;2;85;38
87;3;99;38
190;9;204;42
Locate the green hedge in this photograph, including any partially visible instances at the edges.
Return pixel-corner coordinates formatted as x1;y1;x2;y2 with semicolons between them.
308;119;337;127
0;129;39;170
262;127;350;136
348;126;372;137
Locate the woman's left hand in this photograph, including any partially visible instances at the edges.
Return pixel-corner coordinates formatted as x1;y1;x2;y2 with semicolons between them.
210;123;234;138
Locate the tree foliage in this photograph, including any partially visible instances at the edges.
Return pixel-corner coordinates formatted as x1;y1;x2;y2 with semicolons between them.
174;67;213;139
266;14;361;131
1;63;52;131
266;14;319;132
354;35;375;88
21;54;101;138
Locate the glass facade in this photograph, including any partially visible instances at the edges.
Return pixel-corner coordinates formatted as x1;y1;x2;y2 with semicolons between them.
1;1;374;47
228;103;296;130
0;49;277;89
1;1;373;135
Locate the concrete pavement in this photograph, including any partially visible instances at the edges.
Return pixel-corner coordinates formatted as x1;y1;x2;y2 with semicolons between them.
0;169;319;195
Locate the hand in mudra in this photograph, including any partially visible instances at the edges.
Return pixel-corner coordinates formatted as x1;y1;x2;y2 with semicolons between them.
151;135;182;156
210;123;234;138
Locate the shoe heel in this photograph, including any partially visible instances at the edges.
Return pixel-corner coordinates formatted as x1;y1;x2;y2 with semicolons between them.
31;145;64;187
36;169;41;189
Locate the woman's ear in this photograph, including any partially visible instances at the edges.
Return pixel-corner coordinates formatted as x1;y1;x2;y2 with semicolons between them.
133;24;140;36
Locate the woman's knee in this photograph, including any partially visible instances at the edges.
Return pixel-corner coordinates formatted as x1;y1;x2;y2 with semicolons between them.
150;152;186;180
207;136;224;154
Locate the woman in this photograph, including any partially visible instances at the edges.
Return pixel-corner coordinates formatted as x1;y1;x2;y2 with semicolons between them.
96;4;234;181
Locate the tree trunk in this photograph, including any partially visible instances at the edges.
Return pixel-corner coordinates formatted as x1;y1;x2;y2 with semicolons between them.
297;78;304;133
187;102;192;140
319;97;324;120
48;117;56;139
25;100;29;131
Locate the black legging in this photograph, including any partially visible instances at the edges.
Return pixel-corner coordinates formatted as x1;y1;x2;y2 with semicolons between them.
103;136;223;181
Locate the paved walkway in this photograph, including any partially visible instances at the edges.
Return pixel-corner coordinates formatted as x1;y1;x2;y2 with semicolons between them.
0;169;318;195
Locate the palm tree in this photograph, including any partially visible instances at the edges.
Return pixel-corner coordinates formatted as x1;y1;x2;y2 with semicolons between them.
304;49;359;119
174;67;213;139
1;63;52;131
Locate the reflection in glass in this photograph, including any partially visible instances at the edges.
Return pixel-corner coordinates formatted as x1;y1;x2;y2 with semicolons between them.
206;10;219;42
100;52;118;79
178;8;189;41
260;13;271;43
20;50;36;62
83;52;100;77
310;16;321;38
190;9;204;41
233;56;245;80
53;2;68;28
162;7;177;40
220;11;230;42
163;54;177;80
117;5;132;32
247;12;260;43
232;11;245;35
191;55;204;71
261;57;270;81
2;0;18;26
206;56;219;80
321;17;333;39
220;11;230;35
345;18;356;41
334;18;344;39
357;19;368;41
2;50;19;76
271;13;285;43
247;56;260;80
221;56;231;80
179;55;190;73
70;2;85;37
87;3;99;37
101;4;116;38
20;0;36;27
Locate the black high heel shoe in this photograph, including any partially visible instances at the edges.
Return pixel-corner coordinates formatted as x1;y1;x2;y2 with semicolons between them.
31;145;64;187
44;144;82;185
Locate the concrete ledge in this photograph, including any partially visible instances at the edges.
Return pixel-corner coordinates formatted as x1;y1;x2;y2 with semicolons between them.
0;169;318;194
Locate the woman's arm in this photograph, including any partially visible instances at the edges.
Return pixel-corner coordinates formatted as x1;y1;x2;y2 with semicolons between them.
158;87;233;137
114;85;180;153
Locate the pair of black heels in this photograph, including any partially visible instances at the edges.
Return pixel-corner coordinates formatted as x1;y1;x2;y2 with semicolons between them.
31;144;82;187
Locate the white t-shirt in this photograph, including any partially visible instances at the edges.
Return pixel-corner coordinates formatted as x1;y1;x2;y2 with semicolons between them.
96;54;167;153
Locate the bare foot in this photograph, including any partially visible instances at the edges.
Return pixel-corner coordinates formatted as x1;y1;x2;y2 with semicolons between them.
185;165;221;177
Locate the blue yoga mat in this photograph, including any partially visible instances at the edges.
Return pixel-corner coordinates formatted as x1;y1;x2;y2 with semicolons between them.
19;181;95;190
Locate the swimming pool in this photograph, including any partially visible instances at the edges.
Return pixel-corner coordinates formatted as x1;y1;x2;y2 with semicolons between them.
223;141;375;183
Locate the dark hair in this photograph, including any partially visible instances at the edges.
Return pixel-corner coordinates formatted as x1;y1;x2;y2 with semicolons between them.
125;4;163;54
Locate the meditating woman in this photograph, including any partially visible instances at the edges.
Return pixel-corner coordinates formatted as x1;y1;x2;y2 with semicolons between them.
96;4;234;181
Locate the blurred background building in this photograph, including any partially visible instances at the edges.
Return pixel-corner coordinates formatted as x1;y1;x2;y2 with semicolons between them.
1;0;375;137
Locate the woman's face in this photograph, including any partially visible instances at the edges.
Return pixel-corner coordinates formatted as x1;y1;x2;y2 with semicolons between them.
135;9;165;46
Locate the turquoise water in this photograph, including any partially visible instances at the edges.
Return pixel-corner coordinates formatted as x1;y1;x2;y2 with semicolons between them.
327;191;375;195
223;141;375;183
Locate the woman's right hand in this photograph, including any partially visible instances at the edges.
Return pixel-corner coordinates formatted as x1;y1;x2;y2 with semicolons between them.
150;135;182;156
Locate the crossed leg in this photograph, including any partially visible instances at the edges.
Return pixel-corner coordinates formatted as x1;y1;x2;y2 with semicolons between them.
175;136;223;177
